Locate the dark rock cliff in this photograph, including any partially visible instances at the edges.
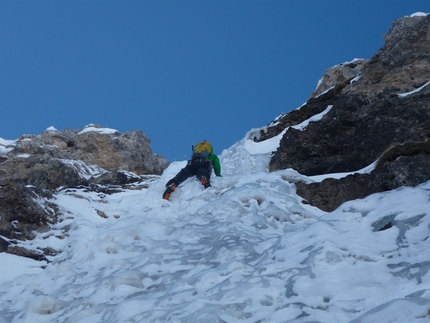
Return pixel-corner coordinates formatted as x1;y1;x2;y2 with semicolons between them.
267;14;430;211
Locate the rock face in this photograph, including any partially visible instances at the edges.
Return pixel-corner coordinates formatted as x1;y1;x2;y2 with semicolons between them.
0;125;169;259
13;125;168;176
267;14;430;211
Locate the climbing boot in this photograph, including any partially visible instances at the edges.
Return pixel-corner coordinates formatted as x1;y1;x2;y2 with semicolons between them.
201;176;211;188
163;184;176;200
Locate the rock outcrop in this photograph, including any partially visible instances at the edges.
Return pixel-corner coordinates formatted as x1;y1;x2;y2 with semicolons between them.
267;14;430;211
13;125;168;175
0;124;169;260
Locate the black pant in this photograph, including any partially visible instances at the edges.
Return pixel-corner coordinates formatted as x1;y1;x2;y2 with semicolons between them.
167;159;212;187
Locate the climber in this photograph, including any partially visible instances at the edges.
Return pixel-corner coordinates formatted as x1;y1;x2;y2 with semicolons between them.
162;140;221;200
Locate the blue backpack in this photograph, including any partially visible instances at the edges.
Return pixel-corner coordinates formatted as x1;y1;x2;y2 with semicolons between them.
192;141;211;160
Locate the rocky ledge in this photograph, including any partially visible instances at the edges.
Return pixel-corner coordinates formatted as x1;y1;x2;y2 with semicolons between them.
0;124;169;260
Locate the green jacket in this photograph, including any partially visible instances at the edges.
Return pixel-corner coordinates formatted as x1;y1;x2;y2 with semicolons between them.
208;153;221;177
206;142;221;176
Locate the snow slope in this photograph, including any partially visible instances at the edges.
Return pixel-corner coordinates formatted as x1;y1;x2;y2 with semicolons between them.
1;125;430;322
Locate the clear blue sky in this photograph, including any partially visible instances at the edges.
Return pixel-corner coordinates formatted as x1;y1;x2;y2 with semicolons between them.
1;1;428;162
